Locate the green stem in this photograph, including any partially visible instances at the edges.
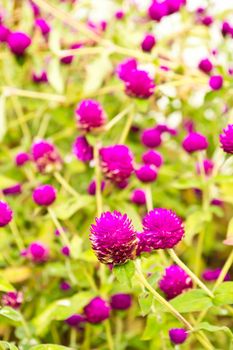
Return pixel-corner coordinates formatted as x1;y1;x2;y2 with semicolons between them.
94;142;102;216
9;219;25;251
48;207;71;250
20;313;31;339
213;249;233;291
194;230;204;278
70;327;77;347
119;105;134;144
82;323;91;350
54;172;79;198
168;249;214;298
105;106;132;132
104;320;114;350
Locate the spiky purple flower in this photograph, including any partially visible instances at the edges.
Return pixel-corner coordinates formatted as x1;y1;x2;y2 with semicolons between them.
220;124;233;154
2;291;23;309
75;99;106;132
135;164;158;183
142;150;163;168
110;293;132;310
7;32;31;55
182;132;208;153
142;208;185;250
159;265;192;300
15;152;31;167
84;297;110;324
100;145;134;184
73;136;93;162
141;128;162;148
31;139;62;173
209;75;223;90
202;268;230;282
33;184;57;206
198;58;213;74
125;69;155;99
169;328;188;344
0;201;13;227
25;242;49;263
116;58;137;81
90;211;138;265
2;184;22;196
131;189;146;206
141;34;156;52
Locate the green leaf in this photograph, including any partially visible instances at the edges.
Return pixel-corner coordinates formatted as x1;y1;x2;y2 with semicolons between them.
113;261;135;288
167;290;213;313
138;292;153;316
48;58;64;94
195;322;233;339
54;195;93;220
31;345;72;350
0;341;18;350
49;30;60;54
214;282;233;306
0;307;22;324
0;277;15;292
0;94;6;141
141;314;161;340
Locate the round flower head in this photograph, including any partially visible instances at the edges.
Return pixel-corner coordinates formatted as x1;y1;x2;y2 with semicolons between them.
141;128;162;148
142;150;163;168
33;184;57;206
75;99;106;132
110;293;132;310
0;24;10;42
7;32;31;55
60;280;71;291
35;18;50;37
88;180;105;196
115;10;124;20
169;328;188;344
66;314;86;327
116;58;137;81
220;124;233;154
198;58;213;74
202;268;230;282
182;132;208;153
3;184;22;196
26;241;49;263
32;70;48;84
90;211;138;265
100;145;134;184
196;159;214;176
141;34;156;52
155;124;177;136
31;139;62;173
135;164;157;183
73;136;93;162
0;201;13;227
159;265;192;299
84;297;110;324
125;69;155;99
61;246;70;257
166;0;186;14
201;16;213;26
142;208;185;250
131;189;146;206
148;0;168;21
2;291;23;309
221;21;233;37
209;75;223;90
15;152;30;167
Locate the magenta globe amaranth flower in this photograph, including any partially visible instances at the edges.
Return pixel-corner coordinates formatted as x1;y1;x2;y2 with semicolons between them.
182;132;208;153
32;70;48;84
75;99;106;132
135;164;158;183
2;184;22;196
100;145;134;184
73;136;93;162
142;208;185;250
115;10;125;20
221;21;233;37
0;24;10;42
148;0;168;21
25;241;49;262
141;128;162;148
60;280;71;291
2;291;23;309
15;152;30;167
201;15;213;26
84;297;110;324
159;265;192;299
125;69;155;99
0;201;13;227
142;150;163;168
116;58;137;81
110;293;132;310
35;18;50;37
169;328;188;344
61;42;82;65
90;211;138;265
7;32;31;55
131;189;146;206
31;139;62;173
202;268;230;282
198;58;213;74
209;75;223;90
141;34;156;52
33;184;57;206
220;124;233;154
88;180;105;196
61;246;70;257
166;0;186;14
66;314;86;327
196;159;214;176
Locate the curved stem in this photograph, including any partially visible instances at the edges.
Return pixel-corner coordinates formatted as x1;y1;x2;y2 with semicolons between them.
54;172;79;198
48;207;71;250
213;249;233;291
104;320;114;350
119;105;134;144
105;106;132;132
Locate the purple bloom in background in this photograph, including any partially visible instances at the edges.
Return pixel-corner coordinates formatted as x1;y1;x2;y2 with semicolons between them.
32;70;48;83
182;132;208;153
75;99;106;132
110;293;132;310
15;152;31;167
169;328;188;344
141;33;156;52
148;0;168;22
166;0;186;15
88;180;105;195
61;246;70;257
60;42;82;64
141;128;162;148
202;268;230;282
30;1;41;17
0;24;10;42
211;198;223;207
221;21;233;37
142;208;185;250
116;58;137;81
26;242;49;262
31;139;62;173
35;18;50;37
201;16;213;26
7;32;31;55
115;10;125;20
100;145;134;184
135;164;158;183
125;69;155;99
117;180;128;189
196;159;214;176
33;184;57;206
198;58;213;74
155;124;177;136
0;201;13;227
131;189;146;206
73;136;93;162
90;211;138;265
84;297;110;324
2;291;23;309
220;124;233;154
159;265;192;299
66;314;86;327
2;184;22;196
209;75;223;90
142;150;163;168
60;280;71;291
